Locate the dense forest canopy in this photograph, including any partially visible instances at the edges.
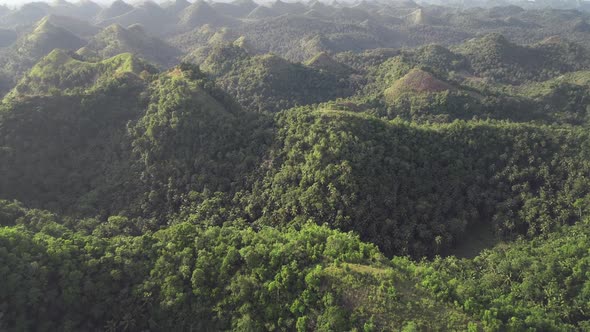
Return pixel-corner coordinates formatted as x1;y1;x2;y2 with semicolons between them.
1;0;590;331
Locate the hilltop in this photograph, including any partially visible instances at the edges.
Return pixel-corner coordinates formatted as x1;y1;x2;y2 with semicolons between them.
384;68;454;101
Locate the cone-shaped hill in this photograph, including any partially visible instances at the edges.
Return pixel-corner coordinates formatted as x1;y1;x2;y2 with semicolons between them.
74;0;102;20
0;2;50;26
162;0;190;15
40;14;101;39
456;33;590;83
78;24;181;68
384;68;454;102
305;51;353;74
201;47;356;112
178;1;235;29
247;5;279;19
270;0;307;15
95;0;134;22
211;0;258;18
0;60;265;217
97;1;174;36
19;18;86;58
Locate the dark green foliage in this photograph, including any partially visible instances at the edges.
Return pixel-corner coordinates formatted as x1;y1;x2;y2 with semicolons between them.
129;63;271;217
196;45;356;113
242;108;590;257
0;58;270;220
0;73;146;216
456;33;590;84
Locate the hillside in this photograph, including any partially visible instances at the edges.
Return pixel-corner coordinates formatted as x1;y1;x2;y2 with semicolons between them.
0;28;16;47
241;107;590;257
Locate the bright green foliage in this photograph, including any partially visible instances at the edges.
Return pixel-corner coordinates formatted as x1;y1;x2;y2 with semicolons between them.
13;50;156;96
420;220;590;331
0;201;476;331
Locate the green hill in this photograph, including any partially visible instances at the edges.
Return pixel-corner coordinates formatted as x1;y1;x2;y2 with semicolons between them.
49;0;101;20
304;51;353;75
97;1;174;36
384;68;454;100
178;0;235;29
200;47;356;113
95;0;134;22
211;0;258;18
0;61;267;218
73;0;102;20
39;14;101;39
246;5;279;19
78;24;181;68
162;0;190;15
19;18;86;59
241;107;590;257
456;33;590;83
11;49;156;96
0;206;478;331
0;2;50;27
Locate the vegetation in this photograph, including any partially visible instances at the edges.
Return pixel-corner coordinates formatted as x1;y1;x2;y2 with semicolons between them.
1;1;590;331
196;45;356;113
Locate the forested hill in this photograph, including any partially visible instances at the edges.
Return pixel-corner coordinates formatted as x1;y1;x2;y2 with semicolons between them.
2;0;590;331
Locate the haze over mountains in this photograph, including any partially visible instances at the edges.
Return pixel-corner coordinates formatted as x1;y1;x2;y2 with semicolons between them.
3;0;590;331
0;0;587;93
